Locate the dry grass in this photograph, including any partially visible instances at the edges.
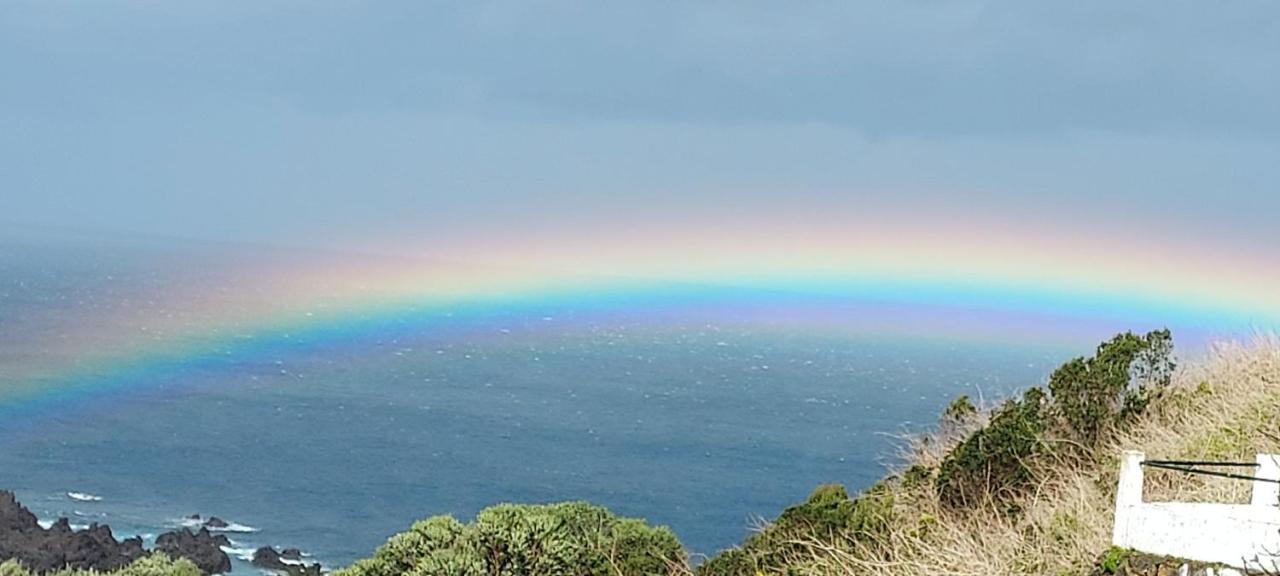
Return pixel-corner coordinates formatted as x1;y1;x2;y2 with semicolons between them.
787;336;1280;576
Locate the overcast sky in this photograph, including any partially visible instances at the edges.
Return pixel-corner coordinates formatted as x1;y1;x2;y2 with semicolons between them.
3;1;1278;255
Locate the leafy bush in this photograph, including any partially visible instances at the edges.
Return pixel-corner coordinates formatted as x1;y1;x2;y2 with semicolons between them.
935;330;1175;510
697;483;894;576
1048;330;1174;446
942;395;977;424
0;561;26;576
0;555;201;576
336;501;684;576
935;387;1049;509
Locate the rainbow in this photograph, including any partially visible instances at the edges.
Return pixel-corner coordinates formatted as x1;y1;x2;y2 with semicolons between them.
3;217;1279;416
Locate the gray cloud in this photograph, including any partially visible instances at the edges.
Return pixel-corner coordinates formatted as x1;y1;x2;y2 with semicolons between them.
3;1;1277;136
2;1;1278;249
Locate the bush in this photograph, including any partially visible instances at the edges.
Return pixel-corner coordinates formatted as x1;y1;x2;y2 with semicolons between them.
935;330;1175;510
935;387;1049;509
1048;330;1175;447
336;502;684;576
0;555;201;576
942;395;978;424
697;483;894;576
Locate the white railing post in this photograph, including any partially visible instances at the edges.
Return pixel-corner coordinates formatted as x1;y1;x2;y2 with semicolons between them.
1112;452;1280;568
1112;450;1145;547
1251;454;1280;507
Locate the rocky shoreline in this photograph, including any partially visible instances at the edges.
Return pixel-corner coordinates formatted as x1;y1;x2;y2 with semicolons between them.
252;546;322;576
0;491;320;575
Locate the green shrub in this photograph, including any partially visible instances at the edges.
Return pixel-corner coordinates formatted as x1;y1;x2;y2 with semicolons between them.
1049;329;1174;447
698;483;894;576
935;330;1175;510
336;502;683;576
935;387;1048;509
0;555;201;576
901;464;933;488
942;395;978;424
109;555;202;576
775;483;893;542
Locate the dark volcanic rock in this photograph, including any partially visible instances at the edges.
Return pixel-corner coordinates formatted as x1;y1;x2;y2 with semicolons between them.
252;546;322;576
0;490;146;573
202;516;228;529
154;528;231;575
1;491;244;575
0;491;39;533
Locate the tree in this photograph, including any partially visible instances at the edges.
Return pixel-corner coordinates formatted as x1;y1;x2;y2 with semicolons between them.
1049;329;1174;447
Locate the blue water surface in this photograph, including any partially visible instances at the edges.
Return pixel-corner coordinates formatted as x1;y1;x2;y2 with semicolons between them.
0;238;1072;570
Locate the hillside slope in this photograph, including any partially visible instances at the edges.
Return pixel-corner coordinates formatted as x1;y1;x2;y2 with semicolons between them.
743;336;1280;576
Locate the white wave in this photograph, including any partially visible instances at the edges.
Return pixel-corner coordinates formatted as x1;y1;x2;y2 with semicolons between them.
66;492;102;502
176;517;259;533
208;522;258;533
219;546;258;562
37;519;54;529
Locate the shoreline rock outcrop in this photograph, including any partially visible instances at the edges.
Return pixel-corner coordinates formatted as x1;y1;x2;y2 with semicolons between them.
251;546;321;576
0;490;231;575
0;490;147;572
154;528;232;575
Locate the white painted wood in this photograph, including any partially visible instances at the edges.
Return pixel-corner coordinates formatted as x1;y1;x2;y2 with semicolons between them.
1112;452;1280;571
1251;454;1280;507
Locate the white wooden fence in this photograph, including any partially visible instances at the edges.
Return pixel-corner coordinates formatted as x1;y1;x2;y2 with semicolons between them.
1112;450;1280;570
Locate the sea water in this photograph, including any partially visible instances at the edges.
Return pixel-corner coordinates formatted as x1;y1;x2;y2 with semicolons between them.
0;236;1073;571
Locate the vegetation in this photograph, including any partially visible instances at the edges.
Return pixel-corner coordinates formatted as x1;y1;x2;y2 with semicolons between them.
935;330;1175;511
0;556;201;576
934;386;1048;510
697;483;894;576
1048;329;1175;447
1097;546;1129;574
334;501;684;576
685;330;1280;575
739;333;1280;575
1086;548;1230;576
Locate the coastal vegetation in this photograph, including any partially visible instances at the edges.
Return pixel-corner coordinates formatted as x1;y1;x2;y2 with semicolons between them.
5;330;1280;575
696;329;1183;575
0;556;200;576
333;502;684;576
718;332;1280;576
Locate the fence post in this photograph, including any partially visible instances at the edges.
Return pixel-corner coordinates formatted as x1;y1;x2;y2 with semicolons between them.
1251;454;1280;507
1112;450;1145;547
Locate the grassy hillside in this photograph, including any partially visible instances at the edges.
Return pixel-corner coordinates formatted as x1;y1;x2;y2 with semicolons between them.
710;335;1280;576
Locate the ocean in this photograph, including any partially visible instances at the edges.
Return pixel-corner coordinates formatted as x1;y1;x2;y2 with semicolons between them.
0;234;1077;571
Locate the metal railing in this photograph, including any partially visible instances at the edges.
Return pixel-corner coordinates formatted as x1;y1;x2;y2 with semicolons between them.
1142;459;1280;485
